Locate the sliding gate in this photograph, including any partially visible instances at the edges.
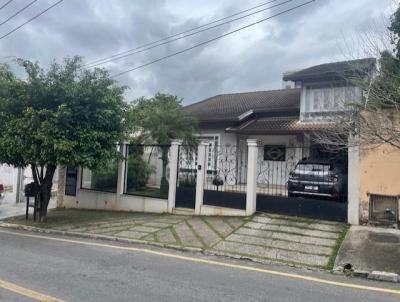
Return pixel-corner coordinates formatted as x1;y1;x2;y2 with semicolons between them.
255;146;348;222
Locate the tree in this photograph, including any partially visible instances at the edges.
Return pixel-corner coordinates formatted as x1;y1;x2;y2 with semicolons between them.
127;93;197;194
313;5;400;150
0;57;127;221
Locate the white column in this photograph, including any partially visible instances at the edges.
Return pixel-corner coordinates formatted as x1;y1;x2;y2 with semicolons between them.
116;143;127;201
246;139;259;216
195;142;208;215
348;143;360;225
167;140;181;213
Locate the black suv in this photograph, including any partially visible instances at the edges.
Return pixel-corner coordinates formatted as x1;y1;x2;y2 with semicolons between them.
288;158;347;201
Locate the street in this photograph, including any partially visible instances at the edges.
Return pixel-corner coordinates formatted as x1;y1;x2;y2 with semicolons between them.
0;229;399;302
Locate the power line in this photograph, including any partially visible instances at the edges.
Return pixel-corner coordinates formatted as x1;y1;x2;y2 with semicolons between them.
0;0;13;10
111;0;315;78
85;0;294;68
0;0;38;27
0;0;63;40
84;0;282;67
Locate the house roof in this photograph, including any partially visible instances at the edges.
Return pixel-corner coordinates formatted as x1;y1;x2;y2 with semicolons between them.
283;58;376;82
185;88;300;122
226;116;334;134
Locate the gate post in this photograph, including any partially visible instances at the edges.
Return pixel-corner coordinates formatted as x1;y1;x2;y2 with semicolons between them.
116;143;127;202
246;139;259;216
195;142;208;215
167;140;181;213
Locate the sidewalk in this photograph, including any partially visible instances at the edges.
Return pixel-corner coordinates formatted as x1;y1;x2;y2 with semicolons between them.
1;209;348;269
336;226;400;277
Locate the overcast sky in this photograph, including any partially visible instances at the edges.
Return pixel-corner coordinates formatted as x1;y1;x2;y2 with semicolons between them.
0;0;396;105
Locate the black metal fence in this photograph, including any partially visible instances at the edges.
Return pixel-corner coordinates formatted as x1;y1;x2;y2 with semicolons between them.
257;146;348;201
202;144;247;209
204;144;247;193
175;145;197;208
124;144;170;199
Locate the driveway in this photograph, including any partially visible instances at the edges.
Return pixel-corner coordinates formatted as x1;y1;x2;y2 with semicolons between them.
2;209;348;269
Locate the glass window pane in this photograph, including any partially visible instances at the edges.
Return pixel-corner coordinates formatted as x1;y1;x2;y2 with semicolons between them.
125;145;170;199
81;160;118;193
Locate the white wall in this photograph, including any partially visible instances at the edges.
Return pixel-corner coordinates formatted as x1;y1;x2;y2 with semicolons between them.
63;189;168;213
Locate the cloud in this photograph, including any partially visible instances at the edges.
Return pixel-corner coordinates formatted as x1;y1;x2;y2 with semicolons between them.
0;0;395;104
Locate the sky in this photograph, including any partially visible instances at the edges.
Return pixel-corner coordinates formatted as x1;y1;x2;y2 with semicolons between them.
0;0;396;105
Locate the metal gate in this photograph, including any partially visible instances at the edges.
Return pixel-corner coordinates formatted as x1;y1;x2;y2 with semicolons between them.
255;146;348;222
203;144;247;210
175;145;197;209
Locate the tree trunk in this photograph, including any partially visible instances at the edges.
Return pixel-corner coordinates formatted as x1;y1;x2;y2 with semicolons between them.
31;164;57;222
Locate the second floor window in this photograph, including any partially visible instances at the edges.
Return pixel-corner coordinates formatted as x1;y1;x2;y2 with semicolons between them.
305;83;361;113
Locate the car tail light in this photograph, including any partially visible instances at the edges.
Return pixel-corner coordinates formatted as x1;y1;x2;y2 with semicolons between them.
0;184;4;193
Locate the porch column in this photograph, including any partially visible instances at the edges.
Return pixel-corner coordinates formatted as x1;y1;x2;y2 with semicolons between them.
348;142;360;225
195;141;208;215
116;143;127;201
246;139;259;216
167;140;182;213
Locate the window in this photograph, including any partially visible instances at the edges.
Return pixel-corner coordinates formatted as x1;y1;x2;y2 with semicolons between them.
264;145;286;161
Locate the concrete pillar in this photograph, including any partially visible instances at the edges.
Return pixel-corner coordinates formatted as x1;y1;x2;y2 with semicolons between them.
246;139;259;216
116;144;127;201
57;166;66;208
348;143;360;225
167;140;182;213
195;142;208;215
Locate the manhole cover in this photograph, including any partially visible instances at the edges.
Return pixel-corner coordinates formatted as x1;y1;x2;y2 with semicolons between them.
369;232;400;244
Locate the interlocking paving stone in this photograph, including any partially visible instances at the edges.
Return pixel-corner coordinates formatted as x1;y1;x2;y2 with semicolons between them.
259;213;341;225
235;227;337;247
203;217;233;237
252;216;341;232
142;222;172;228
128;226;160;233
158;228;178;244
226;234;332;256
87;226;131;234
224;217;245;229
213;241;329;267
186;218;221;247
173;222;203;247
244;222;340;239
114;230;147;239
155;217;186;224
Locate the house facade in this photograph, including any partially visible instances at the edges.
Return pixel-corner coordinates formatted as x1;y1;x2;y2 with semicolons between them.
56;57;400;226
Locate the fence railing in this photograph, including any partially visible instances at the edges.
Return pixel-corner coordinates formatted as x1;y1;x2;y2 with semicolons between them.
124;144;171;199
204;144;247;193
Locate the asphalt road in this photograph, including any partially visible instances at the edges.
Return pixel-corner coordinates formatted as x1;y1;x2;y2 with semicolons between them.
0;229;399;302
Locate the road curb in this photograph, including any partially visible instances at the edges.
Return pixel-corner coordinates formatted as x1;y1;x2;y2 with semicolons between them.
334;265;400;283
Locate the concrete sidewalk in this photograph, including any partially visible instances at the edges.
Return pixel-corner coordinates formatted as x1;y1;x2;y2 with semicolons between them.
336;226;400;277
1;209;348;269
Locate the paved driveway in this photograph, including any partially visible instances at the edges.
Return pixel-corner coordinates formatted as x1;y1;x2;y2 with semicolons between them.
2;209;347;269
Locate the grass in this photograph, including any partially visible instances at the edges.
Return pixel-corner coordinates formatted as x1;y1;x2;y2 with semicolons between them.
326;223;350;270
125;187;168;199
